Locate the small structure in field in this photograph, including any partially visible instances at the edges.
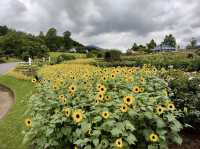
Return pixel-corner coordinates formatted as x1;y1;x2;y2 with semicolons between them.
69;48;77;52
152;44;176;52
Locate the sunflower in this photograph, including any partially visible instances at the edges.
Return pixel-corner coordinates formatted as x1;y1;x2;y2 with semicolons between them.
101;111;110;119
52;85;58;90
140;77;145;83
167;103;175;111
72;110;83;123
31;78;37;83
96;92;104;101
139;87;144;93
58;95;65;100
149;133;159;142
132;86;140;93
68;85;76;92
120;104;128;112
25;118;32;128
64;107;71;117
101;76;107;81
96;84;102;90
123;95;134;106
156;106;165;115
105;95;111;101
98;85;106;93
111;73;116;79
115;138;123;148
62;98;67;104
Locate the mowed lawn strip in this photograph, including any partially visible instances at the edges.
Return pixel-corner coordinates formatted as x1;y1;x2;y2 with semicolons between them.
0;76;34;149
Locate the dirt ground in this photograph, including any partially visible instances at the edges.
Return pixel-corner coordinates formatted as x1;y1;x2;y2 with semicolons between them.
170;128;200;149
0;85;14;119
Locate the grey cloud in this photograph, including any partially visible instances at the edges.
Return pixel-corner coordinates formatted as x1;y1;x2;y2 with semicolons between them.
0;0;200;50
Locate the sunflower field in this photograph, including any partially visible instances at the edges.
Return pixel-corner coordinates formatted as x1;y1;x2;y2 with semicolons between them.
24;62;182;149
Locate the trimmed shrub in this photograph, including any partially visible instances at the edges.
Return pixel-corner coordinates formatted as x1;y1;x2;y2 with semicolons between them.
56;54;76;64
104;50;121;61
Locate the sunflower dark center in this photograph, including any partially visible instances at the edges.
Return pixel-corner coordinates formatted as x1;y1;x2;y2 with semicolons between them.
76;114;80;118
127;98;130;102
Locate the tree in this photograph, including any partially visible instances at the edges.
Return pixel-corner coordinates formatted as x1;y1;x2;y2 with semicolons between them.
0;30;49;59
131;43;139;51
162;34;176;47
104;49;121;61
190;37;197;49
63;30;73;49
147;39;156;50
0;25;9;36
45;28;58;50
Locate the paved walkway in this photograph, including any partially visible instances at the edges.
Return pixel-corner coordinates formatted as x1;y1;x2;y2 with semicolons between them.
0;63;17;74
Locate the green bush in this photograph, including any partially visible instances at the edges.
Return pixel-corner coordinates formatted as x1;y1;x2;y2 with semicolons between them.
104;50;121;61
56;54;76;64
168;76;200;126
86;52;96;58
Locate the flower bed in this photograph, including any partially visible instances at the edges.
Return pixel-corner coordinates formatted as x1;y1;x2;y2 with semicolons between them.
24;64;182;149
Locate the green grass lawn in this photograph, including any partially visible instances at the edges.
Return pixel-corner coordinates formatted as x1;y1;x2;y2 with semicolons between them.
49;52;86;58
0;76;34;149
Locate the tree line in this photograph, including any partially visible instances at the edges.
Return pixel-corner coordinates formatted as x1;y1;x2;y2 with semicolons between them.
128;34;177;53
129;34;199;53
0;25;84;60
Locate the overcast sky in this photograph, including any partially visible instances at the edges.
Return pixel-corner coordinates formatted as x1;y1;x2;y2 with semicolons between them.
0;0;200;51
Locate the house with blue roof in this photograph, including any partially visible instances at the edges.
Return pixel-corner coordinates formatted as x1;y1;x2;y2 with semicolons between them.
152;44;176;52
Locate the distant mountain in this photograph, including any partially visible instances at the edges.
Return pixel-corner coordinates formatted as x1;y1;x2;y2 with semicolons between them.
86;45;103;50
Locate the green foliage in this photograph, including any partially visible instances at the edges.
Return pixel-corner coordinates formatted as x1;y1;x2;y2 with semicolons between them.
56;54;76;64
0;25;9;36
162;34;176;48
0;26;85;59
147;39;157;51
104;50;121;61
24;65;182;149
186;37;197;49
121;52;200;71
0;31;49;59
168;76;200;126
131;43;147;52
86;52;96;58
63;31;73;49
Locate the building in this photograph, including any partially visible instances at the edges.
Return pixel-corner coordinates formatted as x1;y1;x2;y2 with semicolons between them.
69;48;77;52
152;44;176;52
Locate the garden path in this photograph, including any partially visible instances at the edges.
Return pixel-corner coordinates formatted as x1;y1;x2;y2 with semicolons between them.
0;63;17;74
0;85;14;119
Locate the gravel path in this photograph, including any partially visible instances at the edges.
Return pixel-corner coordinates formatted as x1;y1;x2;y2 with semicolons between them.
0;85;14;119
0;63;17;74
0;63;17;119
